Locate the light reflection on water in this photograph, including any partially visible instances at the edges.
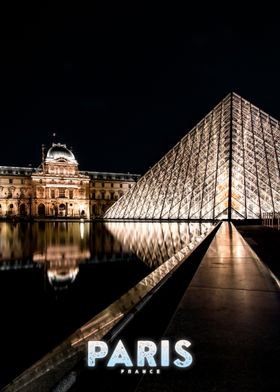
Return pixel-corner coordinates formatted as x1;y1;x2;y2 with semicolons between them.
0;221;213;287
105;221;214;268
0;220;215;388
0;221;124;289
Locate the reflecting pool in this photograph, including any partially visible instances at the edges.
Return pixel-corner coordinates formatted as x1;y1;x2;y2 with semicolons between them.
0;220;213;388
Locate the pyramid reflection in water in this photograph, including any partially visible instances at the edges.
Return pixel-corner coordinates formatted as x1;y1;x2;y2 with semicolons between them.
105;93;280;220
105;221;213;268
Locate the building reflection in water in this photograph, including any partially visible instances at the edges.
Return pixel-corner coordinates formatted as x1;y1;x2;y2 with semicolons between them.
0;220;216;389
32;222;90;289
0;221;213;289
0;221;123;290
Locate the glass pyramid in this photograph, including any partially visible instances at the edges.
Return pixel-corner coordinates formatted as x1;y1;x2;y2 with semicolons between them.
105;93;280;220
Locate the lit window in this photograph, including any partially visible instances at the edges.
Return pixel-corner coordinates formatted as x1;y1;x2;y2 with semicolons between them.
59;189;65;198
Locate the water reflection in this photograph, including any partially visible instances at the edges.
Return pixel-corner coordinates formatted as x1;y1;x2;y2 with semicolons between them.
34;247;85;289
0;221;126;289
0;220;216;389
105;221;214;268
0;221;217;391
33;222;90;289
0;221;213;288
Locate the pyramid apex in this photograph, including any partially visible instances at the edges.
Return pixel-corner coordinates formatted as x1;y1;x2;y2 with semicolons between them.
105;92;280;220
223;91;240;100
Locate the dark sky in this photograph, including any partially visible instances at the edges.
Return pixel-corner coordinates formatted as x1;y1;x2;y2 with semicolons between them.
1;4;280;174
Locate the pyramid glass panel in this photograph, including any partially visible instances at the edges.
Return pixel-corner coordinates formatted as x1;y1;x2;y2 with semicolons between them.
105;93;280;220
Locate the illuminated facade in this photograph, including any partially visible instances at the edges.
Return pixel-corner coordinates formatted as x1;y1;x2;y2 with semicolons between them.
105;93;280;220
0;143;139;219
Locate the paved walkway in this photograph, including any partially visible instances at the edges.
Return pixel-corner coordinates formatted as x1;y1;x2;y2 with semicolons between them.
136;222;280;392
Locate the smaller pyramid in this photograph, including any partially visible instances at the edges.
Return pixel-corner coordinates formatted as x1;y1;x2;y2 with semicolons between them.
104;93;280;220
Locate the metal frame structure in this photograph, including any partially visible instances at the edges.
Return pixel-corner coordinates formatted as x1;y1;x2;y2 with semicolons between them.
104;93;280;220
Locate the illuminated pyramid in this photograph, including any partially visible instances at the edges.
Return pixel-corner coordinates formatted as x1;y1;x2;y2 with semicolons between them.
105;93;280;220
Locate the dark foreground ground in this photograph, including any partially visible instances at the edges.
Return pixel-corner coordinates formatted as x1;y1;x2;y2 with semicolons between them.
68;225;219;392
236;224;280;280
3;224;279;392
63;223;280;392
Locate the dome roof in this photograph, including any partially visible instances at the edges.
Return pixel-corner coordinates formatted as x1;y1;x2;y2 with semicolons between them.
46;143;76;162
47;267;79;290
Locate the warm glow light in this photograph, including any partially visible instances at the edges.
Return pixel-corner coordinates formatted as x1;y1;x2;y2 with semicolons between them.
104;93;280;220
80;222;85;239
105;221;213;268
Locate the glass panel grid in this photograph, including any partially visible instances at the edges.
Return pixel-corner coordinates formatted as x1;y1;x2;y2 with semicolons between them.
105;93;280;220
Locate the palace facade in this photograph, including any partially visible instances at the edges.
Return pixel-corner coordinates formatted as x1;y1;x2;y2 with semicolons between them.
0;143;140;219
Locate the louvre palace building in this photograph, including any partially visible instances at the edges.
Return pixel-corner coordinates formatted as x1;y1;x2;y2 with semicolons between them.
0;143;140;219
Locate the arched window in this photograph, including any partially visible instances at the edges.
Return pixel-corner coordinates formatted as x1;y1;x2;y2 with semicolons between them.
38;203;45;216
20;204;26;215
8;187;14;198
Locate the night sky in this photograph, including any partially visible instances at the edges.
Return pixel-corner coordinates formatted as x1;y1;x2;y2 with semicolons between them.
1;4;280;174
